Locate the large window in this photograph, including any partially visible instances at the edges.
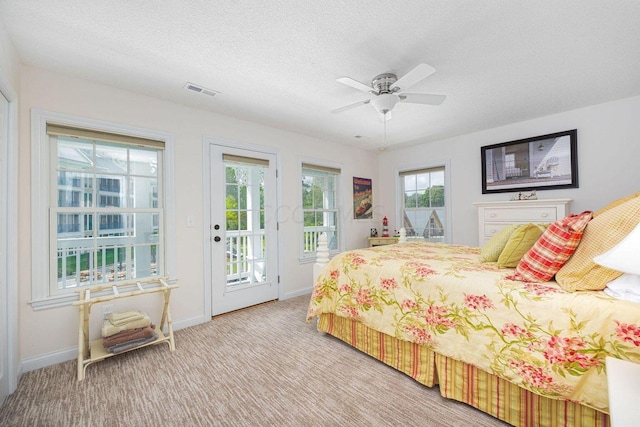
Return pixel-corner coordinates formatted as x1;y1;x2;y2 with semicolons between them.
300;162;341;260
31;111;174;309
400;166;447;242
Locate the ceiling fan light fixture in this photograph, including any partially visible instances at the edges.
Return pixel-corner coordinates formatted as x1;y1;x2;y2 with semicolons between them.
333;63;444;117
371;93;399;115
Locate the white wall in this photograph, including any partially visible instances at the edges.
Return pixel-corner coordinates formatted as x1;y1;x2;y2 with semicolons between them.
17;66;378;364
378;95;640;247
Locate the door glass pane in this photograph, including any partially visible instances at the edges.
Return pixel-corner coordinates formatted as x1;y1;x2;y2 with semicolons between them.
225;162;266;289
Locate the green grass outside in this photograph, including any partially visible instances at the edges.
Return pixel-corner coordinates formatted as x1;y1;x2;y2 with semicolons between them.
58;248;127;277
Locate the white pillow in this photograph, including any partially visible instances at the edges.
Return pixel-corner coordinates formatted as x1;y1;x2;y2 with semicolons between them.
593;222;640;275
603;273;640;303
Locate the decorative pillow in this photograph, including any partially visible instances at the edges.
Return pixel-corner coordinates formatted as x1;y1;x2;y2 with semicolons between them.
507;211;593;282
496;223;547;268
556;195;640;291
594;191;640;217
480;224;521;262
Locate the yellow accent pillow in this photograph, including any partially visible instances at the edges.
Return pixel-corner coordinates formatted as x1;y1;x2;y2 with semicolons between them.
556;195;640;292
497;223;547;268
594;191;640;217
480;224;521;262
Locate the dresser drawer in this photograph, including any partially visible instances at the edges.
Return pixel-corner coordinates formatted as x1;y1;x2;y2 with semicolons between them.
484;223;510;238
484;207;556;223
368;237;398;247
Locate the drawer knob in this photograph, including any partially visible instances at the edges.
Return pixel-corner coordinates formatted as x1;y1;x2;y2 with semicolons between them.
541;213;549;218
489;213;497;218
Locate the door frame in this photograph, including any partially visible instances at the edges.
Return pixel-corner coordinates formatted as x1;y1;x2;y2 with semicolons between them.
202;137;282;319
0;68;19;400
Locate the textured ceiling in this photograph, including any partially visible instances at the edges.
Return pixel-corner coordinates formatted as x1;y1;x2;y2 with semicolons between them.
1;1;640;151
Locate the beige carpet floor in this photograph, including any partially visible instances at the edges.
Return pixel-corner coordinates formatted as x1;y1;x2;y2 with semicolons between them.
0;295;508;427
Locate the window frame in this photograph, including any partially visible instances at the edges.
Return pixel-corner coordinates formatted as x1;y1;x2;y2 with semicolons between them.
298;158;343;263
396;159;452;244
30;109;176;310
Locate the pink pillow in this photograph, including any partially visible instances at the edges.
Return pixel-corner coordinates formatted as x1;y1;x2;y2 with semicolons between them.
507;211;593;282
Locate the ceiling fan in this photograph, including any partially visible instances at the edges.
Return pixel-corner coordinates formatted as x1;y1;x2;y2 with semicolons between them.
332;63;446;119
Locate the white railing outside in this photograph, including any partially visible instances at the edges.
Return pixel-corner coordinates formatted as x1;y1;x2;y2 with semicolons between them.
303;226;336;253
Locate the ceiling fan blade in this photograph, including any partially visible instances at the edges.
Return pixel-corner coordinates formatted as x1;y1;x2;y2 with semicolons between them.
398;93;446;105
331;99;371;114
390;63;436;92
336;77;375;93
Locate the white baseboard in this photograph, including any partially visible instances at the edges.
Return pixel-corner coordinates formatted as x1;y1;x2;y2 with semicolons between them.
281;287;313;300
172;315;207;330
21;346;77;373
20;314;209;373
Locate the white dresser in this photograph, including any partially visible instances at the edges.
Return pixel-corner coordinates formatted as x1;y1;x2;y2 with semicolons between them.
473;199;572;247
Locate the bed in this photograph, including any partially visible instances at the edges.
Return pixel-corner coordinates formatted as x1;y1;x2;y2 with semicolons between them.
307;195;640;427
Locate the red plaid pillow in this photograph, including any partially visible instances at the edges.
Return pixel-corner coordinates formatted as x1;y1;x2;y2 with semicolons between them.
507;211;593;282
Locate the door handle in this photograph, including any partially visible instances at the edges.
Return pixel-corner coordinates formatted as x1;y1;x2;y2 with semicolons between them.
214;236;221;242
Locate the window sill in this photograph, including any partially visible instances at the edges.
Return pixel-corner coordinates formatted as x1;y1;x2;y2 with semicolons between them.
29;293;78;311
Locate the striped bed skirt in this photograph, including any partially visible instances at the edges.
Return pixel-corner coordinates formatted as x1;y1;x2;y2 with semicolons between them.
317;313;610;427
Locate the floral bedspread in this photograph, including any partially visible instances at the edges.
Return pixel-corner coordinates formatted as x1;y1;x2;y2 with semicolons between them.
307;242;640;412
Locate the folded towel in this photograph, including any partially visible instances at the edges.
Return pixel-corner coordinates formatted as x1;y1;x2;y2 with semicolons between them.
108;310;145;326
102;312;151;338
107;333;158;354
102;325;156;348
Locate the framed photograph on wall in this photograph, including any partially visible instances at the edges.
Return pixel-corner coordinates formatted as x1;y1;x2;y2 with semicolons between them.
353;177;372;219
481;129;578;194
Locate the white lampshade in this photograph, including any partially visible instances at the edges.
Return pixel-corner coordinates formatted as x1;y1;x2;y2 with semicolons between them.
371;93;399;115
593;222;640;275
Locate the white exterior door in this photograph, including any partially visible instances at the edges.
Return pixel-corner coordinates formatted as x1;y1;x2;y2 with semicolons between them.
209;144;279;316
0;90;9;403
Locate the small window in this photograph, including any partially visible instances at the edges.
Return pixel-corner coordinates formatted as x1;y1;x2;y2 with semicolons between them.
400;166;447;242
300;162;341;260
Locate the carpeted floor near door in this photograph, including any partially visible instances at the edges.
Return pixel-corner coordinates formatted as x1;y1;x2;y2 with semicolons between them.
0;295;508;427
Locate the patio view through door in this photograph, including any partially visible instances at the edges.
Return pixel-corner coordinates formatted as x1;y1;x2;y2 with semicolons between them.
209;144;278;316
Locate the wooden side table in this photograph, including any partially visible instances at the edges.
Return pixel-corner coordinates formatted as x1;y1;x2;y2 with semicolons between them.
368;237;399;247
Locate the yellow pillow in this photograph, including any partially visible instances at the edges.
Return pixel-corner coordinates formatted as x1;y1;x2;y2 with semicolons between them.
497;223;547;268
556;195;640;291
594;191;640;217
480;224;521;262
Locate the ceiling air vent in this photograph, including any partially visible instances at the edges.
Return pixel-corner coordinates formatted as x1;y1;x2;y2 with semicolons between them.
184;82;220;97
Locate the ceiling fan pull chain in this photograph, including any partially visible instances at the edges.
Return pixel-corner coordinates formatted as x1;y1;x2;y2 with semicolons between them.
384;113;387;146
